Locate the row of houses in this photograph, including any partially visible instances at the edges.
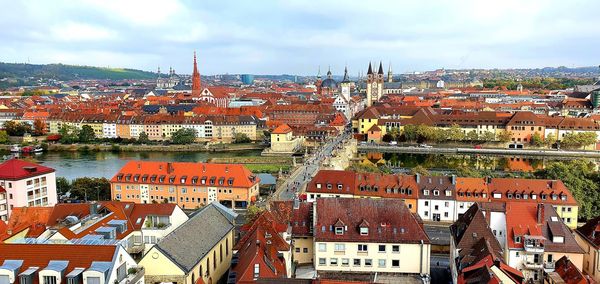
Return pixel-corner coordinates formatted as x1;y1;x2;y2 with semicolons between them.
354;106;600;147
306;170;579;229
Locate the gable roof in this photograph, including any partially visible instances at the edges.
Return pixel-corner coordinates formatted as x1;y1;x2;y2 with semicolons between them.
154;202;235;272
576;216;600;249
314;198;429;244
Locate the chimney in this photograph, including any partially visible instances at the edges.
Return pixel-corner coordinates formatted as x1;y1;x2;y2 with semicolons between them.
225;166;229;173
90;202;98;215
451;175;456;185
167;162;173;174
293;197;300;209
415;173;420;183
486;176;492;185
537;203;545;224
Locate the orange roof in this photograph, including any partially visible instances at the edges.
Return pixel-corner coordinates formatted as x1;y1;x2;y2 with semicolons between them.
111;161;259;188
272;123;292;134
2;207;53;240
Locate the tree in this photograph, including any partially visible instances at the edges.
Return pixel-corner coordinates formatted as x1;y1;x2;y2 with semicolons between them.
497;130;512;143
70;177;111;201
546;133;557;148
78;125;96;143
382;133;393;143
560;132;597;149
480;131;496;142
33;119;46;136
234;133;251;144
447;124;465;142
59;124;79;144
246;205;264;224
530;132;544;147
171;128;197;144
465;131;479;142
137;131;150;144
3;120;32;136
410;165;430;176
56;177;71;195
0;130;8;144
535;160;600;220
402;124;418;142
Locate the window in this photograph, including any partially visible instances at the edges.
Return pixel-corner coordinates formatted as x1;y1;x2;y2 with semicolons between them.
295;247;300;253
353;259;361;266
515;236;521;243
43;276;57;284
303;248;308;253
378;245;386;252
423;190;429;196
365;259;372;267
341;258;349;266
318;243;327;252
392;259;400;268
358;244;368;252
330;258;338;266
392;245;400;253
444;201;449;207
334;243;345;251
319;258;326;266
335;227;344;235
86;277;100;284
253;264;260;279
424;201;429;206
378;259;386;267
360;227;369;235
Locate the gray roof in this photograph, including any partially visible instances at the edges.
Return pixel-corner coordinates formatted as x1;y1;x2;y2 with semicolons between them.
155;202;235;272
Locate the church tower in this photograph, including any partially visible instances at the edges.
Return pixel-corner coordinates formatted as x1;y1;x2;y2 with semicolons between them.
316;66;323;95
192;51;201;97
387;62;393;83
340;66;351;101
376;61;384;102
366;62;374;107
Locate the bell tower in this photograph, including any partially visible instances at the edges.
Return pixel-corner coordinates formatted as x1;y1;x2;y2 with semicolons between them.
192;51;201;97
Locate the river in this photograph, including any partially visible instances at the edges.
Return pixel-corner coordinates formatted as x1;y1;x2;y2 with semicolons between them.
1;150;277;185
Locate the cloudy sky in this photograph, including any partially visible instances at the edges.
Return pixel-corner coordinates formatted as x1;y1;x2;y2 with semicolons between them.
1;0;599;75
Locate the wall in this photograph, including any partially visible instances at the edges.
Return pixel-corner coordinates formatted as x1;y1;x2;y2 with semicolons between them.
293;237;314;264
574;232;600;283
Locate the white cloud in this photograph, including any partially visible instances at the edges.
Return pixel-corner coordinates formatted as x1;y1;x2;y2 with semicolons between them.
49;22;117;42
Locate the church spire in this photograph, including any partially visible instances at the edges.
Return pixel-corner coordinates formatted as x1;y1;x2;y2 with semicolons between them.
192;51;201;96
377;61;384;75
342;66;349;82
387;61;393;83
367;62;373;75
327;65;332;78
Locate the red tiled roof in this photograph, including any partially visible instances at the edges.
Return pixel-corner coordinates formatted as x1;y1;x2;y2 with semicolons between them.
0;159;55;180
0;243;117;278
553;255;588;284
2;207;53;240
111;161;259;188
272;123;293;134
314;198;429;244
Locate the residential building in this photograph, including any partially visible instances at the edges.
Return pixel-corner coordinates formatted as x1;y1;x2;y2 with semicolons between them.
505;203;584;283
139;202;236;284
0;186;7;222
313;198;430;276
0;159;57;220
545;256;592;284
111;161;260;209
0;243;144;284
417;174;457;222
574;216;600;282
268;123;302;154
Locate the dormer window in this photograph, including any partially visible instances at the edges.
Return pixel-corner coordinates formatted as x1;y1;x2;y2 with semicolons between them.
532;194;537;200
335;227;344;235
180;176;187;184
445;190;451;196
551;194;557;200
327;183;332;190
507;193;513;199
561;195;567;201
360;227;369;235
541;194;547;200
424;190;429;196
316;183;322;189
433;190;439;196
337;184;343;190
515;236;521;243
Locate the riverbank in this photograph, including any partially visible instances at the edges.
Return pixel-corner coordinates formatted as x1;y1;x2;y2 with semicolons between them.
207;156;295;174
359;145;600;158
0;143;266;152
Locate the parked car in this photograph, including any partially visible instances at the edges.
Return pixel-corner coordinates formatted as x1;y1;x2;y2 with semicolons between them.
474;145;483;149
419;144;432;148
389;141;398;146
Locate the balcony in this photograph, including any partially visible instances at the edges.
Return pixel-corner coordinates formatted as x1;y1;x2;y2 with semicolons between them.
544;261;555;271
524;261;543;269
523;236;545;253
119;266;145;284
127;243;145;254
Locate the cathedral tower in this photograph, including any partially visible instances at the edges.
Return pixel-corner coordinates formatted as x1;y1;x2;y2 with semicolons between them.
340;66;351;102
387;62;393;83
192;51;201;97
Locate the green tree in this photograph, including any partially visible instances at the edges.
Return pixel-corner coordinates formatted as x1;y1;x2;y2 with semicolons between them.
3;120;32;136
465;131;479;142
0;130;9;144
382;133;393;143
530;132;544;147
480;131;496;142
56;177;71;195
246;205;264;224
171;128;197;144
137;131;150;144
78;125;96;143
402;124;418;142
234;133;251;143
410;165;430;176
59;124;79;144
70;177;111;201
497;130;512;143
447;124;465;142
535;160;600;220
546;133;557;148
561;132;598;149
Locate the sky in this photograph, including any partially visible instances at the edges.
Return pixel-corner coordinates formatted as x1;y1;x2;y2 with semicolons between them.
1;0;599;75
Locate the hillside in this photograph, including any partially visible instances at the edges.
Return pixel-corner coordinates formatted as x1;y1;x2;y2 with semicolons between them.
0;62;157;82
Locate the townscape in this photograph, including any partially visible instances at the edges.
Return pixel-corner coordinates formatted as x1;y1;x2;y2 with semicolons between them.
2;1;600;284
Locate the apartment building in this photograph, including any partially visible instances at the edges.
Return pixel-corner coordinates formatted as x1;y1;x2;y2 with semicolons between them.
313;198;430;276
417;174;457;222
111;161;260;209
574;216;600;283
504;203;584;283
0;243;144;284
0;159;57;220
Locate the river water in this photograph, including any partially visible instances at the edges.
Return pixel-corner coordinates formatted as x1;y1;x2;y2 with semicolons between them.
1;150;277;184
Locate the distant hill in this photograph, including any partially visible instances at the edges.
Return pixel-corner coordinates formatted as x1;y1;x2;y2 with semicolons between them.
0;62;157;82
